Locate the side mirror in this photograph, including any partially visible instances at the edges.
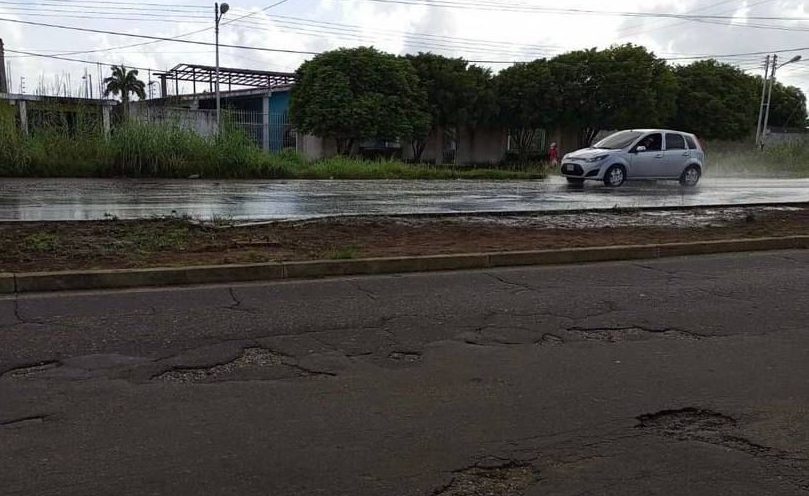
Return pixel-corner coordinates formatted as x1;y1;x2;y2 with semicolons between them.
635;145;647;153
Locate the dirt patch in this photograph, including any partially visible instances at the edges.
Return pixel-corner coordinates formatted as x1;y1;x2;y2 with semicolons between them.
2;205;809;272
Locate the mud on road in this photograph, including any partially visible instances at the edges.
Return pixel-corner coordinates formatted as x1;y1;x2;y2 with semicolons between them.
2;204;808;272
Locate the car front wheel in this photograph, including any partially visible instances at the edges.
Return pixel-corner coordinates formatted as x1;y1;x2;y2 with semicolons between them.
603;165;626;187
680;165;701;187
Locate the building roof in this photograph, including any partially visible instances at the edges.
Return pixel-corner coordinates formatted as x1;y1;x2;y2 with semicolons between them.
155;64;297;89
0;93;117;106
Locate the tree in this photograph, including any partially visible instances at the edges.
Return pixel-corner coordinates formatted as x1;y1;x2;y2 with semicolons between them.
671;60;759;140
495;58;558;163
290;47;430;155
103;65;146;115
550;44;677;147
405;53;496;161
768;83;808;131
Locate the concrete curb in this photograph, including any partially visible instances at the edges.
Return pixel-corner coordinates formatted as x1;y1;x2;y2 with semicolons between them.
4;236;809;294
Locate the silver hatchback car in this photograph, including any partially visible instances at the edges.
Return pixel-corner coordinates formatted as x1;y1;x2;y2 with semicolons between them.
560;129;705;187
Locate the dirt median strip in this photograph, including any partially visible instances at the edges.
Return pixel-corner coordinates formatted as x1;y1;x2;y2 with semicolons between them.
4;236;809;294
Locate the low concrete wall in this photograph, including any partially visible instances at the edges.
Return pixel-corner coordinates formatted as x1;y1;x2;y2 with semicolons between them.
4;236;808;294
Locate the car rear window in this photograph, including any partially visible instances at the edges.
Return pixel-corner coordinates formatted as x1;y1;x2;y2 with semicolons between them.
666;133;686;150
684;135;698;150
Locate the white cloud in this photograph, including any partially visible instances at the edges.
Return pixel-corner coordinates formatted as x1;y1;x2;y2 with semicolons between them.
2;0;808;96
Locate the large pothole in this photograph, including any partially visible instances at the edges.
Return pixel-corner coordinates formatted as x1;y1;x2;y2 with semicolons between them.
433;461;540;496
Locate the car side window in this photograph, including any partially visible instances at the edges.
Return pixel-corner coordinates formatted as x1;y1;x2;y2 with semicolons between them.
666;133;686;150
684;135;698;150
636;133;662;152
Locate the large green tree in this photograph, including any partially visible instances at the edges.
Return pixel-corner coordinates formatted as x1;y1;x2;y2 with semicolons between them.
671;60;759;140
550;44;677;147
290;47;430;155
495;58;558;163
405;53;496;161
103;65;146;115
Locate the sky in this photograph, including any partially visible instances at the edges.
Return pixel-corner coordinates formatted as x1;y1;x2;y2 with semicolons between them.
2;0;809;98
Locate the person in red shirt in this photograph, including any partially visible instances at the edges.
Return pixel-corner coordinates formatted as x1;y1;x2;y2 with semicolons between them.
549;142;559;168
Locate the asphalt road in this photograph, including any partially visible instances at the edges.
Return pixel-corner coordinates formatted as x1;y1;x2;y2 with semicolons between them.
2;177;809;221
2;252;809;495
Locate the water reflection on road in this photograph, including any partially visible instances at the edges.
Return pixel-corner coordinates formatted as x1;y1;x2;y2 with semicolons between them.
1;177;808;221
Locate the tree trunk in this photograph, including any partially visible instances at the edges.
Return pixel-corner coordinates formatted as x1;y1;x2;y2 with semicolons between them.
411;139;426;163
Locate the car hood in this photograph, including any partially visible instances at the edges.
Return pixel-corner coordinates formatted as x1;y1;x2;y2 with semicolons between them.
564;148;617;160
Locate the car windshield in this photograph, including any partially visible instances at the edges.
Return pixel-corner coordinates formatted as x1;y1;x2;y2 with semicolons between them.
593;131;644;150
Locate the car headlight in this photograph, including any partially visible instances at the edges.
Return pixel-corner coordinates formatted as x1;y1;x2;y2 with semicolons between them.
585;154;609;163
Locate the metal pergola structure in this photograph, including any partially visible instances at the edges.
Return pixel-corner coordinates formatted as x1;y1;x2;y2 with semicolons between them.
155;64;297;96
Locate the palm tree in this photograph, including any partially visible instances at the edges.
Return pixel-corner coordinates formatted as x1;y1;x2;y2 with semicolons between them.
103;65;146;115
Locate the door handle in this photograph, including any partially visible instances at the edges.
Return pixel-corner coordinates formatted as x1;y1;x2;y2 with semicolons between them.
655;153;664;158
683;152;691;156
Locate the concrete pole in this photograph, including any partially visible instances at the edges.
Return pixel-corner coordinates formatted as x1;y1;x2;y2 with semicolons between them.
755;55;770;147
18;100;28;136
761;55;778;149
262;94;271;152
102;106;111;140
0;38;8;94
215;3;221;136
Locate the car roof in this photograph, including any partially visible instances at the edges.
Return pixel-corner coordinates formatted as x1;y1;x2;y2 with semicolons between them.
626;129;694;135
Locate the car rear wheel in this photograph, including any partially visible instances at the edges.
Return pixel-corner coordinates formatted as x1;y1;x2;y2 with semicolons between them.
680;165;701;187
603;165;626;187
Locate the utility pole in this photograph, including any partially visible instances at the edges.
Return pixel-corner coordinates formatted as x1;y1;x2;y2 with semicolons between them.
755;55;771;147
761;54;803;149
0;38;8;94
761;54;777;149
215;2;230;135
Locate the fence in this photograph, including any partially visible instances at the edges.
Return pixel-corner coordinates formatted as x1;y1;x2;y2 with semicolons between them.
129;106;296;152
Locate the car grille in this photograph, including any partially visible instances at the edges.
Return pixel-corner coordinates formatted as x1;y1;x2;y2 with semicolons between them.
562;163;583;176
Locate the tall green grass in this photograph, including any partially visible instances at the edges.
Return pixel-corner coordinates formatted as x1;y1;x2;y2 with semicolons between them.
0;117;546;180
706;140;809;177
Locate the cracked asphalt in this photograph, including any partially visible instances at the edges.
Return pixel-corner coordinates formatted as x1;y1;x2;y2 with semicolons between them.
2;251;809;495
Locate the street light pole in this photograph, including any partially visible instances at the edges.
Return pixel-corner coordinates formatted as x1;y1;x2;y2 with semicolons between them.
215;2;229;135
755;55;771;147
761;54;802;149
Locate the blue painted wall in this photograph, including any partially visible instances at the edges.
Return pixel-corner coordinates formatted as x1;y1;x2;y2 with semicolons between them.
268;90;291;152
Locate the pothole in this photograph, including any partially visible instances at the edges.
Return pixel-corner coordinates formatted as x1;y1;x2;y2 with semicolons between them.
538;334;565;346
433;461;540;496
153;347;315;383
568;326;702;343
2;361;61;379
637;408;772;456
388;351;422;362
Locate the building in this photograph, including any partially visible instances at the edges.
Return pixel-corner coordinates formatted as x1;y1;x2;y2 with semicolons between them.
132;64;297;153
0;93;116;137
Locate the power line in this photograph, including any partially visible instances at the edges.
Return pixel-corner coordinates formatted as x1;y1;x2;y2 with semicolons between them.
344;0;809;21
615;0;777;39
0;15;319;55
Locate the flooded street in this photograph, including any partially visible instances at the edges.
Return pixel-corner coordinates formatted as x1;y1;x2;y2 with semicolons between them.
1;177;808;221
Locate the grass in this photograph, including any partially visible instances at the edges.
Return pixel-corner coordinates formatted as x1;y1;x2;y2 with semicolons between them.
22;233;60;253
0;118;547;180
705;140;809;177
329;246;361;260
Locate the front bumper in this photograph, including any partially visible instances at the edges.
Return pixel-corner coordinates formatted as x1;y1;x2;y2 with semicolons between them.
561;161;604;179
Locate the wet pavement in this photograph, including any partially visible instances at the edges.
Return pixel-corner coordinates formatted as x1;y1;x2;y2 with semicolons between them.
1;177;808;221
2;252;809;495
